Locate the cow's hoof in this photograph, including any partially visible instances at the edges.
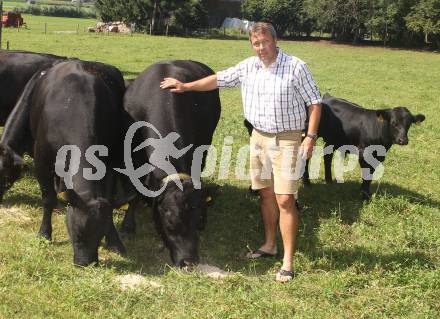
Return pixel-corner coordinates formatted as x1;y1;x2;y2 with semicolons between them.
104;242;127;256
302;179;311;186
37;231;52;241
361;191;371;201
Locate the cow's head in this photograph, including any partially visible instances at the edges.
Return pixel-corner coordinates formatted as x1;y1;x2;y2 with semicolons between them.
66;195;113;266
153;179;216;267
377;107;425;145
0;144;25;202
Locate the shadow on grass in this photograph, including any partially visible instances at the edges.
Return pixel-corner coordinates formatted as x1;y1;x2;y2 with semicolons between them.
106;179;439;276
2;193;41;207
297;180;439;272
3;176;437;276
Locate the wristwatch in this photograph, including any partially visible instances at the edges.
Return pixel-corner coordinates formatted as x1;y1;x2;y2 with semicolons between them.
306;133;318;141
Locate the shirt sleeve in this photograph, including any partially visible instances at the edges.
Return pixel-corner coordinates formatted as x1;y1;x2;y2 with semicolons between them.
216;62;242;88
294;62;322;107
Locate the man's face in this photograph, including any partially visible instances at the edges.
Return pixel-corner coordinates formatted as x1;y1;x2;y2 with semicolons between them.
250;31;278;66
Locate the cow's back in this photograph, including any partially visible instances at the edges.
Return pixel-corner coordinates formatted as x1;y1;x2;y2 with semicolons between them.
124;60;220;139
31;60;124;152
0;50;65;125
319;94;383;147
29;60;125;200
124;60;221;175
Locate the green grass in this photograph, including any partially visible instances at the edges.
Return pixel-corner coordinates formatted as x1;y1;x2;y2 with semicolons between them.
1;14;440;318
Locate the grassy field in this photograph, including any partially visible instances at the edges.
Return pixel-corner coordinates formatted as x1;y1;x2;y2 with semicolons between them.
1;15;440;318
2;14;97;34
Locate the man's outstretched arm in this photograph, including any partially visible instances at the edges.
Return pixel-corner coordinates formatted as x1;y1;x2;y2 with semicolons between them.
160;74;218;93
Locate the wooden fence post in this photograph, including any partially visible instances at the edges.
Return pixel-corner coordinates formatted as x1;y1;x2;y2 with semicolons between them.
77;23;79;34
44;22;47;34
6;40;9;50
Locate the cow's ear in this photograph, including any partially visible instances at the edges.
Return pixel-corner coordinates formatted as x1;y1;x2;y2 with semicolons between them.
376;109;391;123
412;114;425;124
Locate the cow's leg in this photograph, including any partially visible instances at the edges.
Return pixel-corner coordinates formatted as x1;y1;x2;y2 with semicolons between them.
303;159;311;186
359;150;386;201
359;157;373;200
104;220;127;256
120;202;137;235
36;168;57;241
102;171;127;254
324;148;334;183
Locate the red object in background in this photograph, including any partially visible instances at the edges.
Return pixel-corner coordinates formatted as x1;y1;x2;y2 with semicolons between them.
1;12;24;28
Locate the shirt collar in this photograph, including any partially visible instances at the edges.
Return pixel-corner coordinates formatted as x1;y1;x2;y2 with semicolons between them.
255;48;284;69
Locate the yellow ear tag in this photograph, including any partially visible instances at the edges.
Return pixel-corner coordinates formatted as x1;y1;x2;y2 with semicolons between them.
118;203;129;211
205;196;212;203
57;192;68;202
378;115;384;123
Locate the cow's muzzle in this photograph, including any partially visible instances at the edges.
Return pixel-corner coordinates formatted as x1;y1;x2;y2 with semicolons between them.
397;138;409;145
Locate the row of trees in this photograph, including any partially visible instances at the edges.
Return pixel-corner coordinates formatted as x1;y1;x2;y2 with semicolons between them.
95;0;207;33
243;0;440;48
95;0;440;48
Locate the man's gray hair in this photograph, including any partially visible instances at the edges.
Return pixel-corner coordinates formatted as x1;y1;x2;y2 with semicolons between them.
249;22;277;39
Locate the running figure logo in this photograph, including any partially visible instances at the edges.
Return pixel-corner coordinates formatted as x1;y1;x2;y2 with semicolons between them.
115;121;192;197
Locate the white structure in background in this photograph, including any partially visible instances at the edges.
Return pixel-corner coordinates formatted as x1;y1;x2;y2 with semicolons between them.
89;22;132;33
221;17;255;32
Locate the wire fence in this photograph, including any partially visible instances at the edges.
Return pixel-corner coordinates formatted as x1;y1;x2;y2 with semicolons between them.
2;20;117;34
2;20;253;38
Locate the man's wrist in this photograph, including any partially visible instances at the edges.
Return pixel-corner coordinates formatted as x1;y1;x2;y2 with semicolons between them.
306;132;318;141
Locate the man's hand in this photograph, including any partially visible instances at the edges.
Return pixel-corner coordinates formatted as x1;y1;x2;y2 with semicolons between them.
299;136;315;160
160;77;185;93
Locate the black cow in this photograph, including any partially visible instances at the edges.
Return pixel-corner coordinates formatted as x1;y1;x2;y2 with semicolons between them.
0;60;127;266
0;50;66;125
121;60;220;267
303;93;425;199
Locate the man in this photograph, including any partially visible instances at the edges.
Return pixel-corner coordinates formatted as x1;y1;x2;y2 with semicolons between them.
160;22;321;282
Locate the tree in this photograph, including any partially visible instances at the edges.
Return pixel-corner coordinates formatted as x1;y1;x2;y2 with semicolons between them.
304;0;370;42
172;0;208;32
242;0;303;37
242;0;264;22
405;0;440;44
95;0;205;33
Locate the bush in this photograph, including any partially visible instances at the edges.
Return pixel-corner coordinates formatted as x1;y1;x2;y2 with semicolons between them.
13;5;97;19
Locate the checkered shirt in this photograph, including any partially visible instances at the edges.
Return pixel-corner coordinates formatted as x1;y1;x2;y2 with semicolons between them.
216;48;322;133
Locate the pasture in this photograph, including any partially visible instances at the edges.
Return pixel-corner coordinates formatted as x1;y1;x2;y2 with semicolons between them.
1;15;440;318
